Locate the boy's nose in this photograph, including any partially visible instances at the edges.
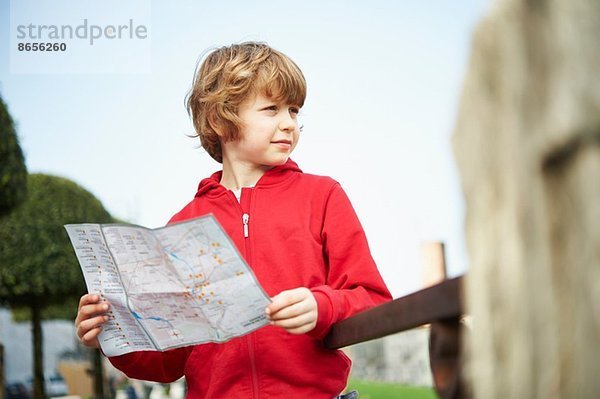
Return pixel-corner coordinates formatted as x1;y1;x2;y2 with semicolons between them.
279;113;297;132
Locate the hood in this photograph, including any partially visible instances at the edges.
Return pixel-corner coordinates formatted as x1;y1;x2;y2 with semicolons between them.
195;158;303;198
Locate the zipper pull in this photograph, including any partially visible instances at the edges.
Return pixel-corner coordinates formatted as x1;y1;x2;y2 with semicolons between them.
242;213;249;238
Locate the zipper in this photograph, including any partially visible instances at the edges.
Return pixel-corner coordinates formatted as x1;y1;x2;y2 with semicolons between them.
242;213;249;238
248;334;259;399
239;188;258;398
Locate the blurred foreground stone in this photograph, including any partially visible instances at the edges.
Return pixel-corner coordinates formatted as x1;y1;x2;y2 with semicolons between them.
453;0;600;397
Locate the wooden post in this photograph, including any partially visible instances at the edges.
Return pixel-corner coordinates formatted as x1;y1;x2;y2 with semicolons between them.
429;318;470;399
323;275;467;398
420;241;447;288
325;277;463;348
421;242;470;399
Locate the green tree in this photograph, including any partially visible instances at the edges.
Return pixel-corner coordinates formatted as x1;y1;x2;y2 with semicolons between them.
0;94;27;215
0;174;113;399
0;92;27;399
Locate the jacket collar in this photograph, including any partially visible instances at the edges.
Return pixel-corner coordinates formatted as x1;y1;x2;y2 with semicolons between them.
195;158;302;198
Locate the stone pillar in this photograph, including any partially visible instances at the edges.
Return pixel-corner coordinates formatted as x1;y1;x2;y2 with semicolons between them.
452;0;600;397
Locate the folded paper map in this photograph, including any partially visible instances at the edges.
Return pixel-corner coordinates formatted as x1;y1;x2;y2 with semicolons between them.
65;215;270;357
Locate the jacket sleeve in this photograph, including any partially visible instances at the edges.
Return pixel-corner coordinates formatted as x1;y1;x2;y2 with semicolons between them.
308;183;392;339
108;346;193;383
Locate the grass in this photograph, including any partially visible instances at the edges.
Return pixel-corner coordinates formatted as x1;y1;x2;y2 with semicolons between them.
345;379;437;399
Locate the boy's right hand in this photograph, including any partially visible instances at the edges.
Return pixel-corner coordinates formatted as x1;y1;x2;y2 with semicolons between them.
75;294;110;349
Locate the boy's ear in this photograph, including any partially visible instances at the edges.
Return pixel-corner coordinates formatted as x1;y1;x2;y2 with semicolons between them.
208;114;225;137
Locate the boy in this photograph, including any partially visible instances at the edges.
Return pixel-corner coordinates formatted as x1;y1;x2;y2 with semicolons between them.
75;42;391;398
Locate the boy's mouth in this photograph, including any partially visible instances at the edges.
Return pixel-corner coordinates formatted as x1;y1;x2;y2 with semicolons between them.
271;140;292;145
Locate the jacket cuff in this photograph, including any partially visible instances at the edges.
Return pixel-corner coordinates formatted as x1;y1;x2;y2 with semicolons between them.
307;287;335;340
108;352;140;370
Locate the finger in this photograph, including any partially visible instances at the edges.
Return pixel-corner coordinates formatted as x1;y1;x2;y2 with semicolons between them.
77;316;108;341
75;302;110;325
79;293;100;308
267;293;302;315
269;300;311;321
286;323;317;335
75;294;105;324
75;302;109;325
80;326;102;348
77;314;109;337
267;288;308;315
270;313;315;330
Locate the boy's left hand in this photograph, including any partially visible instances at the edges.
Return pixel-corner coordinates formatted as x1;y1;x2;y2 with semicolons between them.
266;287;317;334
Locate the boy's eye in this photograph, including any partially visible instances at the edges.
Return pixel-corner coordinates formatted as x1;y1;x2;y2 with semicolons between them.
263;105;278;111
289;107;300;115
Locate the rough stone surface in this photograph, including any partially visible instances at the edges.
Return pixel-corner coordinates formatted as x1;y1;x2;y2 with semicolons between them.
452;0;600;397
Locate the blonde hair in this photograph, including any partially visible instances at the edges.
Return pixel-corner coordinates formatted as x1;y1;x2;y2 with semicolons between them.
186;42;307;163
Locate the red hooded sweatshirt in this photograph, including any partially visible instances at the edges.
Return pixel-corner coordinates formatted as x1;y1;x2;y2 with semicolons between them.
108;159;391;398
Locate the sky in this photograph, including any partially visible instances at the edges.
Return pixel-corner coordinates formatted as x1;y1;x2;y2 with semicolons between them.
1;0;491;298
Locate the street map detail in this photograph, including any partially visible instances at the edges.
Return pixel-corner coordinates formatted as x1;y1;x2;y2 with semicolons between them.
65;215;271;357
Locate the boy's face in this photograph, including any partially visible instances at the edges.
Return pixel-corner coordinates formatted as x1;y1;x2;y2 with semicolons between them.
221;93;301;168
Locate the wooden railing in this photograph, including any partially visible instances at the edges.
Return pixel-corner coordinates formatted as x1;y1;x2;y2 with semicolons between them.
324;276;469;399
